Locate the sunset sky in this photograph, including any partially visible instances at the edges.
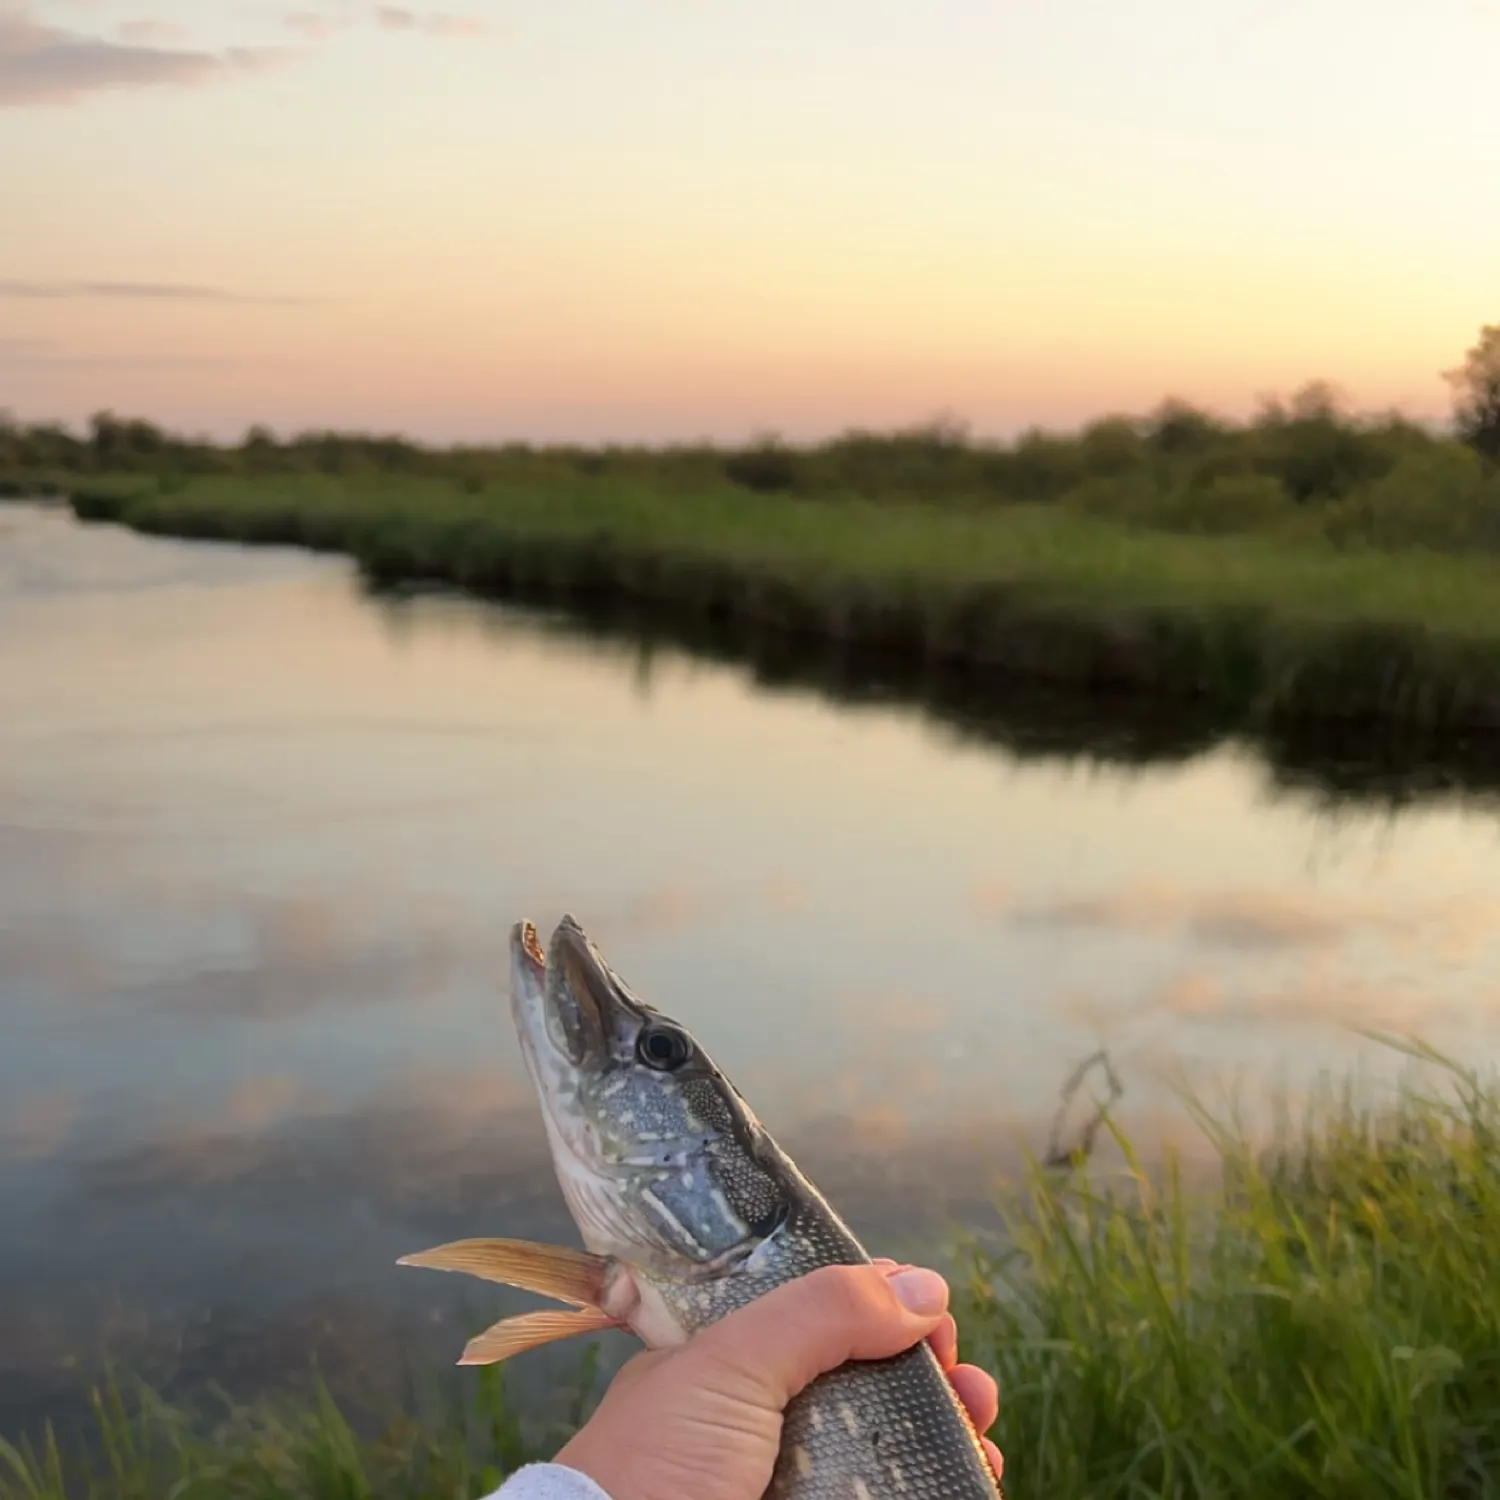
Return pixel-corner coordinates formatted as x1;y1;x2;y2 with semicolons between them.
3;0;1497;443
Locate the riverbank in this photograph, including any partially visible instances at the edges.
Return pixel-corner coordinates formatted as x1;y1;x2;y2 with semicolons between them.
6;1046;1496;1500
48;471;1500;734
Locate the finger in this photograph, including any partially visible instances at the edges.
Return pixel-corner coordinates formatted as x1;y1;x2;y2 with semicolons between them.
688;1263;950;1409
927;1313;958;1371
949;1364;999;1434
983;1438;1004;1478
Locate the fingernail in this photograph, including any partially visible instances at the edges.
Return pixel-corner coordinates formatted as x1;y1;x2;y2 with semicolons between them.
889;1268;948;1317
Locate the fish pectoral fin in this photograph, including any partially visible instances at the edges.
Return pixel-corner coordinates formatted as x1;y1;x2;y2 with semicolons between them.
458;1307;620;1366
397;1237;611;1308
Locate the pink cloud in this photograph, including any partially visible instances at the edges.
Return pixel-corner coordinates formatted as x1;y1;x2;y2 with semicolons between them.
427;12;487;36
114;20;189;45
0;9;291;106
374;7;488;37
282;11;346;39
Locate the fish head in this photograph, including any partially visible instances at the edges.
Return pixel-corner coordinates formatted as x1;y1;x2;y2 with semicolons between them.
509;915;790;1277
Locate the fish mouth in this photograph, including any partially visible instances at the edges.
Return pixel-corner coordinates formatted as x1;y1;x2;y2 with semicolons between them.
508;915;606;1190
509;914;633;1074
510;918;577;1076
509;915;664;1264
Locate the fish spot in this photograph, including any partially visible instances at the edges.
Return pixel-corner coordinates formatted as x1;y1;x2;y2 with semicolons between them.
810;1409;825;1433
839;1403;859;1436
793;1447;813;1478
852;1481;874;1500
891;1461;907;1491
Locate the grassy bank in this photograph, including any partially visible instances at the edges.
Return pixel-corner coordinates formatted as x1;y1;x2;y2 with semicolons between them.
0;1364;552;1500
10;391;1500;731
955;1042;1500;1498
58;469;1500;733
7;1044;1499;1499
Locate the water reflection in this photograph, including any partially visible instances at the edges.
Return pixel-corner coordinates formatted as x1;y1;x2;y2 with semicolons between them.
373;580;1500;813
4;501;1500;1441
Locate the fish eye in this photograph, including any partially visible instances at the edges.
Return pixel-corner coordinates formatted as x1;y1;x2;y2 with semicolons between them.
636;1024;692;1071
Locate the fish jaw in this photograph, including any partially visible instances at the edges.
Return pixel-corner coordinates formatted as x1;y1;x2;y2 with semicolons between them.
510;916;599;1070
510;918;626;1259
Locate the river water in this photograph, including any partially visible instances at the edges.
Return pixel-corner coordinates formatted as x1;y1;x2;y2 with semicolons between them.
4;500;1500;1437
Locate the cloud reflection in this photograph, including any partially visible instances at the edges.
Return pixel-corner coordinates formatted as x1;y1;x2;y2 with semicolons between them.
0;1093;76;1162
996;879;1500;963
0;1060;1051;1432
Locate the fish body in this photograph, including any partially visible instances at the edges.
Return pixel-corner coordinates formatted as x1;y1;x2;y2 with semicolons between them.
401;915;1003;1500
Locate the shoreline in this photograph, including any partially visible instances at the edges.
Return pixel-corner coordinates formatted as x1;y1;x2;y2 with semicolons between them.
48;474;1500;743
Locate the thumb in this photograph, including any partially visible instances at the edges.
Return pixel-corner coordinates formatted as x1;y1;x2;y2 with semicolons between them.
684;1263;950;1410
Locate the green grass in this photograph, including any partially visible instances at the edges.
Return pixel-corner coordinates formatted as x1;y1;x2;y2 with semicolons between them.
8;1043;1500;1499
64;471;1500;733
0;1354;592;1500
954;1040;1500;1499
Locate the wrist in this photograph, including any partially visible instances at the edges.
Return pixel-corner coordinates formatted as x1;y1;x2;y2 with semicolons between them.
549;1437;617;1498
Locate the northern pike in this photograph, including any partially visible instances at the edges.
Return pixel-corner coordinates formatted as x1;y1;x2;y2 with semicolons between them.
400;914;1005;1500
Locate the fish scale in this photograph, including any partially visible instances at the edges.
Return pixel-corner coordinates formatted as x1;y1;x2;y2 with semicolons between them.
654;1202;1004;1500
775;1353;997;1500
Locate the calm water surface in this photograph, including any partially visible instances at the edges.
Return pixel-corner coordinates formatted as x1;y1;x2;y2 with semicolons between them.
4;501;1500;1433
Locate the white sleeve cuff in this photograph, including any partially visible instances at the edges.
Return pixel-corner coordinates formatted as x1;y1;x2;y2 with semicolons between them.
483;1461;614;1500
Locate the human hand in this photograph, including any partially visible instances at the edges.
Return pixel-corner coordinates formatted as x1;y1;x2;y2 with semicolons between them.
551;1260;1003;1500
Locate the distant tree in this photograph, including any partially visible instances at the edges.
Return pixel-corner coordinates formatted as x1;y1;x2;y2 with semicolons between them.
1008;427;1087;501
89;411;167;467
1444;324;1500;463
89;409;124;464
1287;379;1346;422
1147;398;1225;456
725;432;799;493
1249;380;1382;502
122;418;166;456
240;423;279;475
1079;415;1146;476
